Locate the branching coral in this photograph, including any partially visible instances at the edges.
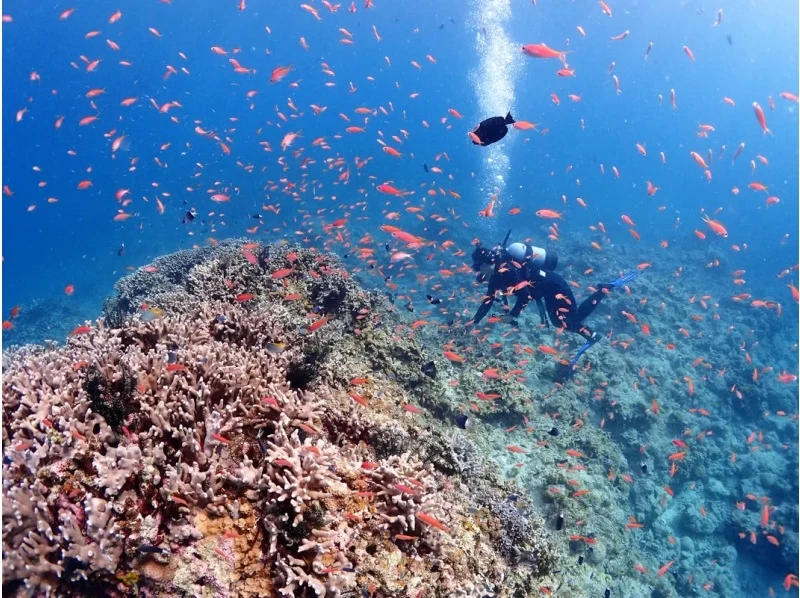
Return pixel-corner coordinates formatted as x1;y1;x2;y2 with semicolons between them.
3;242;555;597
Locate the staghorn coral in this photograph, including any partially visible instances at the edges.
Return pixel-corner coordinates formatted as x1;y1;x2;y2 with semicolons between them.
3;241;555;597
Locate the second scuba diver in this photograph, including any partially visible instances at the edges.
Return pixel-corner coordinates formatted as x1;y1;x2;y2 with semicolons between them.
468;230;639;376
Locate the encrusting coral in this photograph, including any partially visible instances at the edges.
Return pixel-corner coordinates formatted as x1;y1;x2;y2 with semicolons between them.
3;241;555;597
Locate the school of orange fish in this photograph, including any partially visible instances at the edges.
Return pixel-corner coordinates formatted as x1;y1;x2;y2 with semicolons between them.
2;1;798;594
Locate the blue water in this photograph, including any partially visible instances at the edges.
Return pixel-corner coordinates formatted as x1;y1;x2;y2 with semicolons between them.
2;0;798;595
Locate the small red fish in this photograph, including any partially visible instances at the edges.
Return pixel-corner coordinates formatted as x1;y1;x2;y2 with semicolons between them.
443;350;465;363
306;316;330;332
416;512;450;534
350;392;368;407
241;248;258;265
657;561;674;577
270;65;292;83
271;268;294;279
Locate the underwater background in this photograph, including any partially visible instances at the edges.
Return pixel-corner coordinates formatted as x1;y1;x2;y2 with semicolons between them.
2;0;798;596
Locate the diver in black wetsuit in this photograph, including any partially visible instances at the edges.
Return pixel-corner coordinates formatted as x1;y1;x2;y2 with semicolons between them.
468;240;558;326
468;233;639;375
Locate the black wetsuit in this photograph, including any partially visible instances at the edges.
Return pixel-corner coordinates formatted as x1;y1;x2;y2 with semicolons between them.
472;267;608;342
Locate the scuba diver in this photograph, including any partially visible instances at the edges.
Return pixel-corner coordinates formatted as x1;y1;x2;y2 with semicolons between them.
468;230;639;377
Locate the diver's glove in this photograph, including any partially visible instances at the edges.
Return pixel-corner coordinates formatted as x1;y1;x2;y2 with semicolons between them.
600;271;640;291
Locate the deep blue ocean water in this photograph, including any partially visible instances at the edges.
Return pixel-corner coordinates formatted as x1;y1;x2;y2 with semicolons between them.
2;1;798;595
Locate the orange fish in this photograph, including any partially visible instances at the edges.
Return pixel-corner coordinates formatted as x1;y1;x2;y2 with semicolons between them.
417;512;450;534
443;350;465;363
753;101;771;135
376;183;411;197
271;268;294;280
270;65;292;83
702;214;728;238
536;209;563;219
350;392;368;407
306;316;330;333
521;43;567;63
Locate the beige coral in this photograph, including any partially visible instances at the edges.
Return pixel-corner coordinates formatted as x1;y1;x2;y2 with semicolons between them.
3;242;553;598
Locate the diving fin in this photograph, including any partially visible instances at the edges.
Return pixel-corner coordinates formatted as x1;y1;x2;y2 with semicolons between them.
566;340;594;379
607;271;639;289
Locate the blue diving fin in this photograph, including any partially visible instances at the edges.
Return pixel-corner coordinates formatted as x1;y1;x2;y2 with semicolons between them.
606;271;639;289
566;340;594;378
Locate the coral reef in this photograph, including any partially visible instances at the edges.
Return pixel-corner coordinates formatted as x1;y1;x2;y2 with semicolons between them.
3;241;555;597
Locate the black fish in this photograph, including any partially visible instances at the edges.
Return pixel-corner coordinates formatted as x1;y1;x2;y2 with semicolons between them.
455;414;470;429
405;302;414;312
426;294;441;305
421;360;437;379
548;427;560;437
472;112;515;146
424;162;429;173
182;209;196;224
117;242;125;257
